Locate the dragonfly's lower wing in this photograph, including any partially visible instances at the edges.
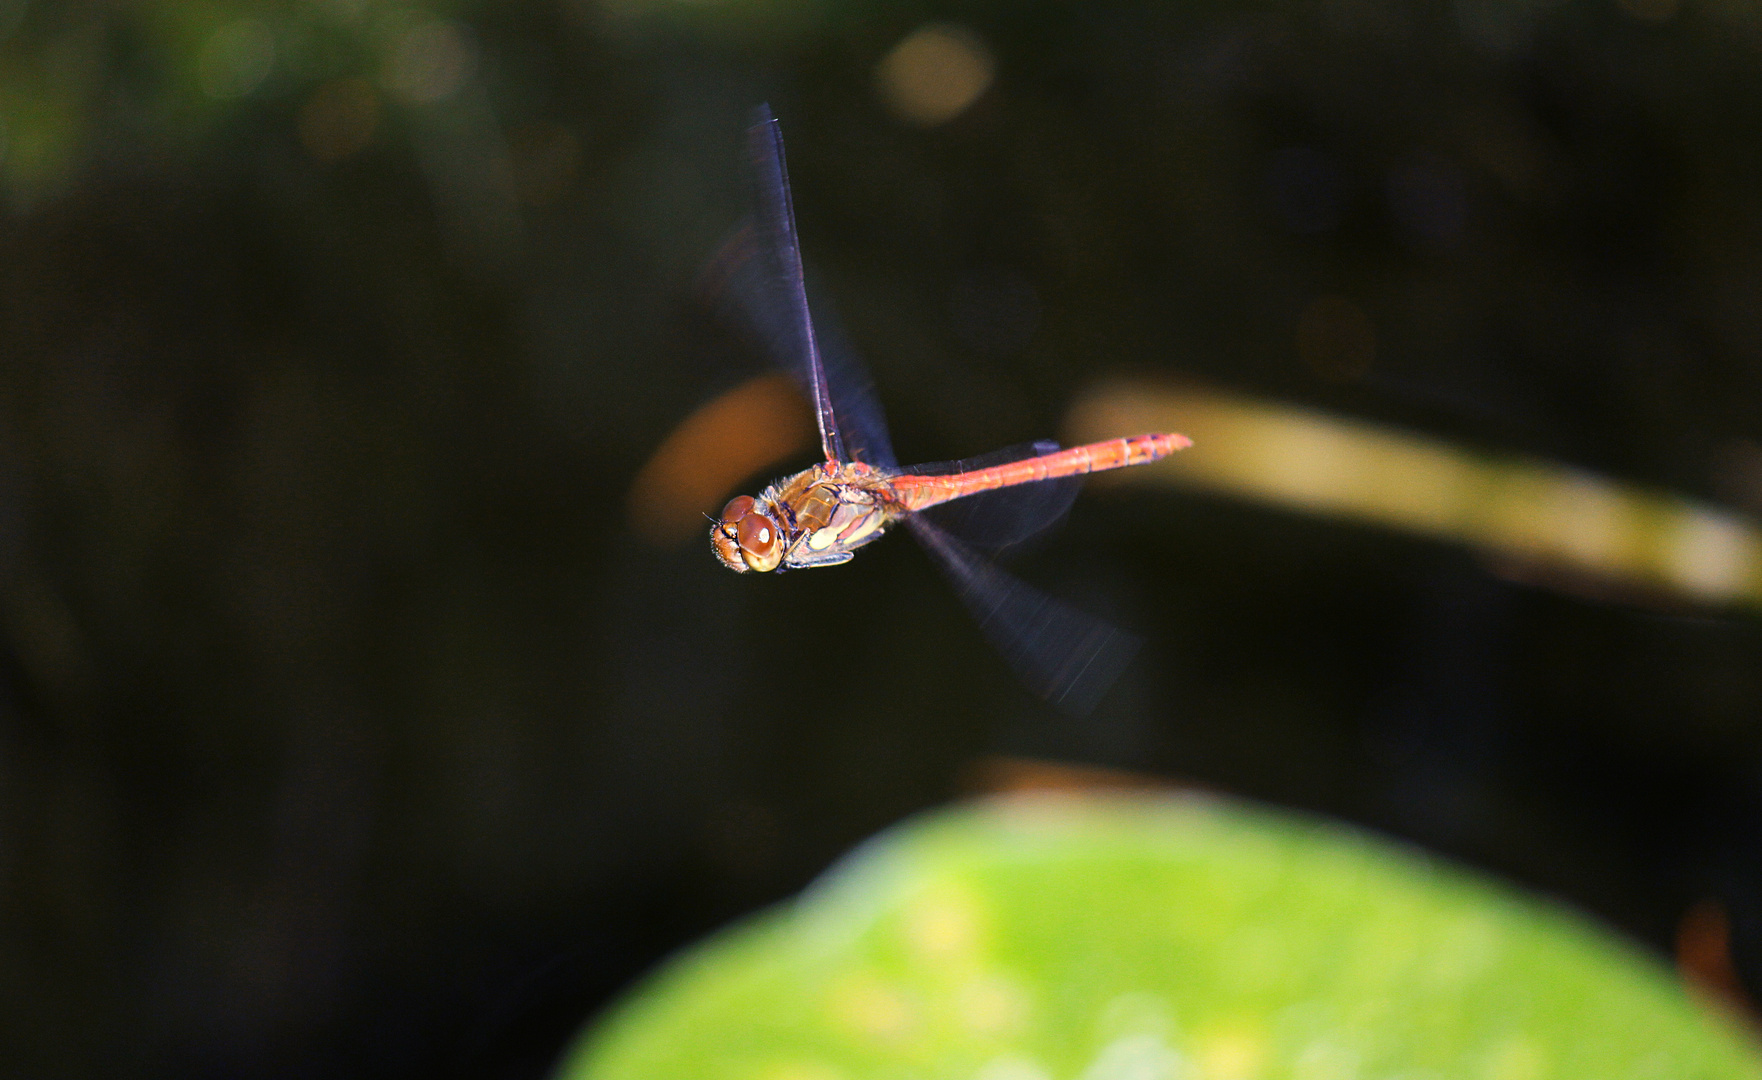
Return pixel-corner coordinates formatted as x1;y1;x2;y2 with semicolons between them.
898;441;1084;550
906;515;1139;715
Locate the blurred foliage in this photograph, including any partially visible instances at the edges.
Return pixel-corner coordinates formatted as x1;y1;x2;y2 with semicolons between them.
1070;381;1762;609
564;793;1762;1080
0;0;827;204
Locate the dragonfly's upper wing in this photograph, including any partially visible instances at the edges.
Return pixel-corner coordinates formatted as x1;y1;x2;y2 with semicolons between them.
896;441;1086;549
705;106;894;471
803;296;897;468
701;222;899;468
906;514;1139;715
745;106;840;463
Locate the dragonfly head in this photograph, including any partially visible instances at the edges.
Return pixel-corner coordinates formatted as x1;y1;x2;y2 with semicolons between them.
711;495;784;573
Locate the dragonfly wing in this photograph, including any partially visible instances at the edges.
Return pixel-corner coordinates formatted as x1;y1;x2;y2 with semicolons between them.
701;228;899;468
895;440;1064;478
805;295;897;468
906;515;1139;715
744;106;844;464
703;108;898;468
900;441;1084;549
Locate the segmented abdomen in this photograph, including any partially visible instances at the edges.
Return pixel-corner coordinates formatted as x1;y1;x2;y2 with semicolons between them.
889;432;1190;513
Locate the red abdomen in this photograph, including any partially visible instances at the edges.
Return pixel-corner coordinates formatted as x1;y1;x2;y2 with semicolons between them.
890;432;1190;513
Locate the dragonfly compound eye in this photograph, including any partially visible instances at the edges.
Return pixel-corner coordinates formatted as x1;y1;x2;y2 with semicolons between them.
719;495;756;522
709;495;783;573
735;510;783;572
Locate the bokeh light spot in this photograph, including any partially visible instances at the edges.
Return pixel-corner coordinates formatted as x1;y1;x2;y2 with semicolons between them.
199;19;277;100
1197;1027;1264;1080
1078;1033;1184;1080
1297;295;1376;381
1098;991;1174;1041
828;974;916;1042
625;373;815;547
875;24;995;127
298;78;379;161
1666;508;1757;601
384;20;477;105
904;885;982;962
959;974;1031;1036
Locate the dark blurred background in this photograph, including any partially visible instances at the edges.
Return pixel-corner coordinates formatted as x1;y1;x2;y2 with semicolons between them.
5;0;1762;1075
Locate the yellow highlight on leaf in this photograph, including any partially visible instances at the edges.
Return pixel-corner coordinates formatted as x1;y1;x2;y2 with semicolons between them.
958;974;1031;1036
1197;1026;1266;1080
904;884;983;962
827;974;916;1043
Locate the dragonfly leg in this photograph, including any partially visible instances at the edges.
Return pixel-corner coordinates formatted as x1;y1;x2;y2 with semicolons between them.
784;549;855;570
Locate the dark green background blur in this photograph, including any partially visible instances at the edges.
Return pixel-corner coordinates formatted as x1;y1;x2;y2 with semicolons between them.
5;0;1762;1075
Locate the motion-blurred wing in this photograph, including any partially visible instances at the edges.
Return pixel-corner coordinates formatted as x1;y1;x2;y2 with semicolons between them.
700;109;898;468
745;106;840;463
906;515;1139;715
712;107;896;471
899;440;1085;549
804;297;896;468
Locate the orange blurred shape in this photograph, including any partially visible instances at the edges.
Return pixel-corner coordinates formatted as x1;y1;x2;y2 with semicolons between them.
1676;898;1758;1023
965;755;1198;796
626;373;815;547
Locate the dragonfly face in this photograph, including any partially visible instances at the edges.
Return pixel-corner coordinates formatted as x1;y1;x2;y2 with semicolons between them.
711;495;784;573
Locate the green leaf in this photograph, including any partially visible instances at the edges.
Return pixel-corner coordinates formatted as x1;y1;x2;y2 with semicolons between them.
558;794;1762;1080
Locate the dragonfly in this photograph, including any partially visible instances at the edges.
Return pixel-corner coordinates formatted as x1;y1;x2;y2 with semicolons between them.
706;105;1190;713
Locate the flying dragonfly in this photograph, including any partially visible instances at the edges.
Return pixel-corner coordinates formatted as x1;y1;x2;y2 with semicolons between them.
706;106;1190;713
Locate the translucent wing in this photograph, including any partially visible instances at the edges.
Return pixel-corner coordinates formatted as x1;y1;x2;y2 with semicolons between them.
900;441;1085;550
806;296;897;468
895;440;1064;478
745;106;840;463
700;226;899;467
700;109;897;467
905;515;1139;715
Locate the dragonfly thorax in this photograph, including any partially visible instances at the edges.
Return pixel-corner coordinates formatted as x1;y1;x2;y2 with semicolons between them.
710;463;899;574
